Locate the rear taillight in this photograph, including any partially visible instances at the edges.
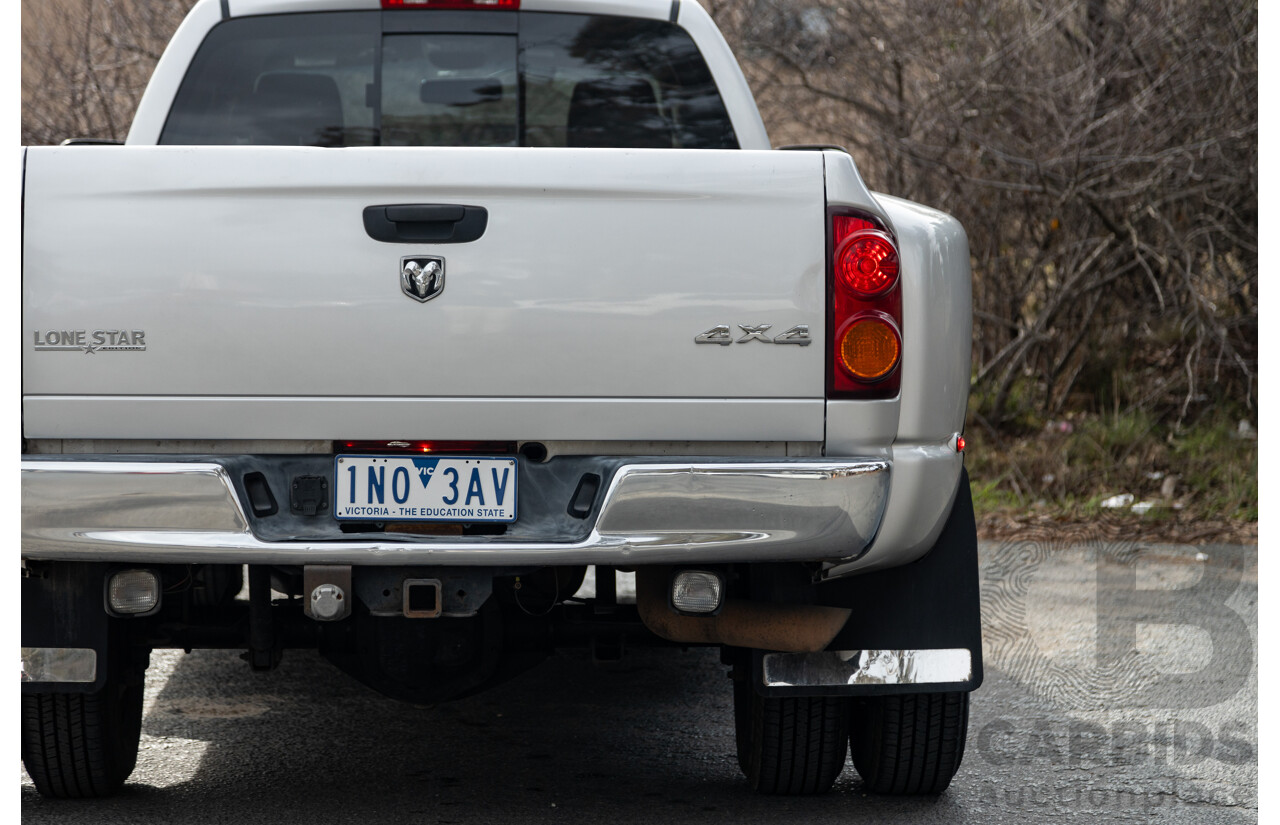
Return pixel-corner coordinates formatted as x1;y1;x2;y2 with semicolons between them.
828;209;902;398
382;0;518;8
836;230;899;298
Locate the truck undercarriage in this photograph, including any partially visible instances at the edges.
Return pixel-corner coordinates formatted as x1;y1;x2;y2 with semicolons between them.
23;463;982;797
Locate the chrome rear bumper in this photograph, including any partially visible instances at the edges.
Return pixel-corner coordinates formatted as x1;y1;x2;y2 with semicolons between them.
21;458;888;567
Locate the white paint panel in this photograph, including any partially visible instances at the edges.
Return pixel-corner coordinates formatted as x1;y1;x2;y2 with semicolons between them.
24;147;825;409
23;397;825;441
236;0;674;16
520;0;671;19
230;0;381;15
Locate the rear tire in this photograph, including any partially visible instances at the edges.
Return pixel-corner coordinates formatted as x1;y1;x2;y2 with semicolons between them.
849;691;969;795
733;675;849;794
21;671;145;798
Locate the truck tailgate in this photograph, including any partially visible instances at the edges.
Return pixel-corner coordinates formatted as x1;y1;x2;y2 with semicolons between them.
22;146;828;440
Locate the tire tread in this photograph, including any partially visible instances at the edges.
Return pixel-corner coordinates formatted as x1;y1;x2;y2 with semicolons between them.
735;678;849;795
850;691;968;795
22;679;143;799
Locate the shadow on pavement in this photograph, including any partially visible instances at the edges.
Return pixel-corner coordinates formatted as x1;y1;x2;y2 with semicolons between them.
22;644;972;824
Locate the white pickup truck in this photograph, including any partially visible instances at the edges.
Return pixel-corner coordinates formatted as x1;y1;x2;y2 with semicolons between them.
21;0;981;800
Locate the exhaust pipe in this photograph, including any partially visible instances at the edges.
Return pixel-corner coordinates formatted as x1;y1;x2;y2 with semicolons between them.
635;568;850;653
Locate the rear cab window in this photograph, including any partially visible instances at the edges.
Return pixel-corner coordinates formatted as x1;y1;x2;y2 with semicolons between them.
160;9;738;149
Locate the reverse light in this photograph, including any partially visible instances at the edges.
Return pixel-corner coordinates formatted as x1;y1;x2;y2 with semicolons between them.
382;0;518;7
670;570;725;615
837;314;901;381
107;570;160;616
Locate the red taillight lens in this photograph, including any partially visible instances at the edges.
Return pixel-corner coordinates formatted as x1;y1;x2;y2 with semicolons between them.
827;208;903;399
382;0;518;8
836;230;899;298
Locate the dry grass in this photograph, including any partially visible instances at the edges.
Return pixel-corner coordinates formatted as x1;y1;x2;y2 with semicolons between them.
966;407;1257;543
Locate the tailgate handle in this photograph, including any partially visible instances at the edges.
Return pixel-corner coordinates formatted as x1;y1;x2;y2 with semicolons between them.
363;203;488;244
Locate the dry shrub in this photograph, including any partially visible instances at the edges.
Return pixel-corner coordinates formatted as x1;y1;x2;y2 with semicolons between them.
22;0;195;145
712;0;1256;432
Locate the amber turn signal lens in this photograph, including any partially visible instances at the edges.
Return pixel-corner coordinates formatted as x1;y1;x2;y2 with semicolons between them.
838;316;901;381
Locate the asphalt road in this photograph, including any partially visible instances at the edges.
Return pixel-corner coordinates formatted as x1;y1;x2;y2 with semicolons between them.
22;542;1258;823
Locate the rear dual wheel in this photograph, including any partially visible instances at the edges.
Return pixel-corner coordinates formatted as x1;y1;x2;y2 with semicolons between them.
733;675;849;795
22;668;145;798
733;676;969;796
849;691;969;795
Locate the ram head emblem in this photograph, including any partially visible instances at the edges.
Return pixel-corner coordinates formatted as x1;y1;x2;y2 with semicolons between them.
400;256;446;302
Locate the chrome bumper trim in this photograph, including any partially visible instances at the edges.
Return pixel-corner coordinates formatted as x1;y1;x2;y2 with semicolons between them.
21;647;97;684
21;459;887;566
762;649;973;687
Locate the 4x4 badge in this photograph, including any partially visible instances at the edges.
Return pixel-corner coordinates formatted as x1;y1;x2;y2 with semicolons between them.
401;256;445;302
695;324;811;346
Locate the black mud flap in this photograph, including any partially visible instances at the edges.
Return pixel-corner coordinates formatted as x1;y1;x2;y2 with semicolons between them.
754;467;984;697
22;562;114;693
